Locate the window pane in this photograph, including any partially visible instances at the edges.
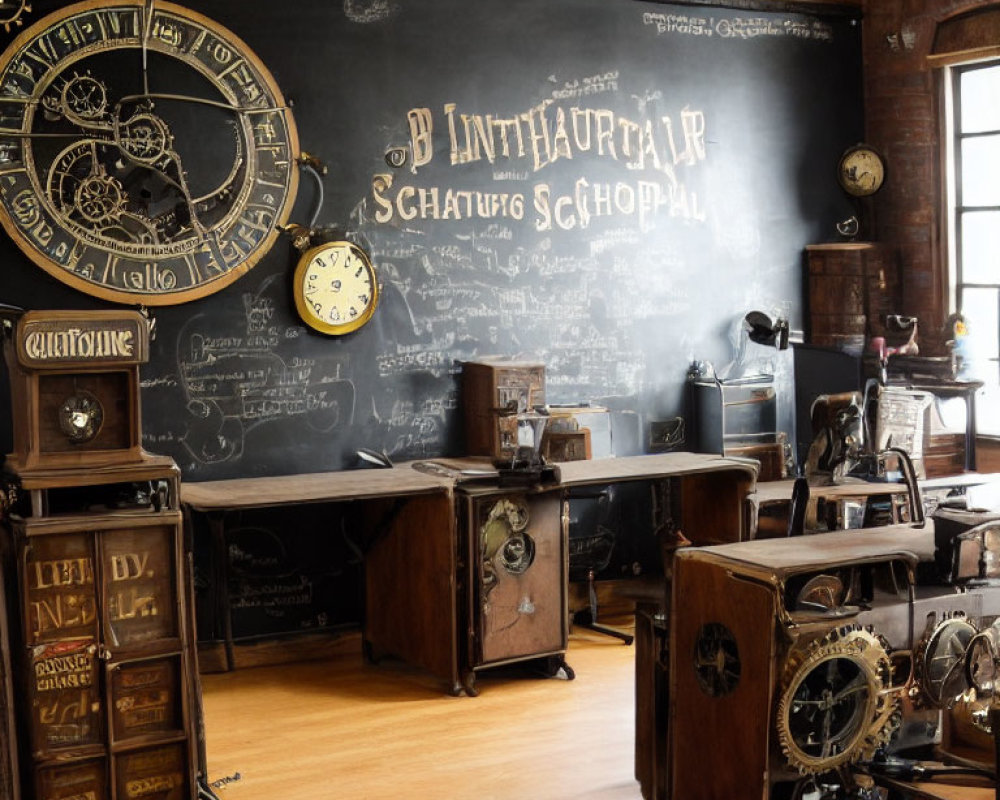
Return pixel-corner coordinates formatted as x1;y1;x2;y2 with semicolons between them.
961;134;1000;206
960;210;1000;284
961;287;1000;361
961;65;1000;133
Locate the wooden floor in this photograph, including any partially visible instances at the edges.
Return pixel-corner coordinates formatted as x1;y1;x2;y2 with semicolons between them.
200;621;643;800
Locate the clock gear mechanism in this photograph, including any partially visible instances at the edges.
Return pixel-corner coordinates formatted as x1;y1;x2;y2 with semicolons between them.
776;625;900;776
0;0;30;34
912;613;977;709
0;1;300;304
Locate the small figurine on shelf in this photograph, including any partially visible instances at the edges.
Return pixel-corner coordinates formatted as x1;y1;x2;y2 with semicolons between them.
885;314;919;356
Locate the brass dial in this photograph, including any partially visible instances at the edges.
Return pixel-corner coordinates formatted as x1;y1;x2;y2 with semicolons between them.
58;389;104;443
293;241;379;335
0;1;299;304
837;145;886;198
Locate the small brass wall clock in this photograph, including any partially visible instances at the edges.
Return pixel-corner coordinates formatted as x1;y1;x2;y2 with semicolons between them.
837;144;886;198
293;241;379;335
0;0;299;304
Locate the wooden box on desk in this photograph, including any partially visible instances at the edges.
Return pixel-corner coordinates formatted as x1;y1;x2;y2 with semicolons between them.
1;310;150;471
461;359;545;461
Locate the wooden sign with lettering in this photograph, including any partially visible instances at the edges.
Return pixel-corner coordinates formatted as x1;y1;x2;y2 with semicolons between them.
101;526;179;648
28;640;103;759
110;657;183;744
2;309;150;470
36;758;107;800
23;532;99;647
113;742;190;800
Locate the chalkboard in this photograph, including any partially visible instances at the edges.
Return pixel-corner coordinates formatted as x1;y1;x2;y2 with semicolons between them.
0;0;864;480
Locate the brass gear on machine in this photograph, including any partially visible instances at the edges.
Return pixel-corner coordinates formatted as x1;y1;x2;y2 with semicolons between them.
776;624;900;775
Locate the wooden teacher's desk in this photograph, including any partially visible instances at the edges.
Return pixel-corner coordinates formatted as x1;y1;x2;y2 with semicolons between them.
181;453;757;691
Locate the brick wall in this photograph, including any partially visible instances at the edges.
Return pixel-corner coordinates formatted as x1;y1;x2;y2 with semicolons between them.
863;0;1000;354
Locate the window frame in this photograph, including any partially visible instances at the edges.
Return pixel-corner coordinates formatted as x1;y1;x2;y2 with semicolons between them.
946;60;1000;412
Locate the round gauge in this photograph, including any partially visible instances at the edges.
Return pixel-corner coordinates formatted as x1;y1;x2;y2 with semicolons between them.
837;144;886;198
777;626;897;775
794;574;846;613
965;625;1000;696
293;241;379;335
918;616;977;708
0;1;299;304
693;622;741;697
58;389;104;443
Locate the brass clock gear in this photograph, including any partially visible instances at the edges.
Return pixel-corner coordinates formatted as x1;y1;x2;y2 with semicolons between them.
0;0;30;34
776;624;900;775
0;1;299;304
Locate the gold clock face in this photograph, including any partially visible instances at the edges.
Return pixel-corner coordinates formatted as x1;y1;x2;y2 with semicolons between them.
837;145;886;198
0;1;299;305
294;241;379;335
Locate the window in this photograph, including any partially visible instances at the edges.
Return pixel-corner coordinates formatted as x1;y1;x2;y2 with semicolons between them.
948;60;1000;434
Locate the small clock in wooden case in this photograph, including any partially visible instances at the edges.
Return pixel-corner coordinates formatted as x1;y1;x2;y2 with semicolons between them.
2;309;150;471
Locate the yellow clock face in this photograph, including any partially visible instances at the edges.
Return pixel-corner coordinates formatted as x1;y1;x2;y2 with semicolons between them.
838;146;886;197
294;241;379;335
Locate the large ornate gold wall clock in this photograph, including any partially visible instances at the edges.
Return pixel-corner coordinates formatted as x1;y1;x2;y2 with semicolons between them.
0;0;299;304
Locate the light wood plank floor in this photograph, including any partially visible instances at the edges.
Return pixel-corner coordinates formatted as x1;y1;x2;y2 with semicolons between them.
201;622;642;800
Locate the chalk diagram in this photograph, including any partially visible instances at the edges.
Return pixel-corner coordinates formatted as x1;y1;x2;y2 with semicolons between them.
175;277;357;465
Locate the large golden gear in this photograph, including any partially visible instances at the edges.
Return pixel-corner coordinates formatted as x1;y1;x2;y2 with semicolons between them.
776;624;900;775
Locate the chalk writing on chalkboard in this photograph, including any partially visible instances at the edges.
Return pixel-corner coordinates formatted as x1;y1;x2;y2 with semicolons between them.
172;276;357;466
344;0;396;24
641;13;834;41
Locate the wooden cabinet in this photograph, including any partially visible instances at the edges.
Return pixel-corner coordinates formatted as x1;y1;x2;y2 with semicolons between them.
806;242;895;351
456;485;570;695
0;309;207;799
7;508;196;799
363;454;757;698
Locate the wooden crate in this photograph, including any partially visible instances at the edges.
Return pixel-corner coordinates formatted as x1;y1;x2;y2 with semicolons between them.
461;359;545;462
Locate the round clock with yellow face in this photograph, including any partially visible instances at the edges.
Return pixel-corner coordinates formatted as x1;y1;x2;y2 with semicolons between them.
0;0;299;305
837;144;886;198
293;241;379;335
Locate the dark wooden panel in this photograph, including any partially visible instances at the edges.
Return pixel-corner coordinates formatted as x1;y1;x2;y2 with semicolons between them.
475;493;566;664
36;759;107;800
363;493;458;685
112;741;190;800
109;657;184;745
37;373;132;455
101;525;179;650
29;639;104;759
669;557;776;800
23;532;98;646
